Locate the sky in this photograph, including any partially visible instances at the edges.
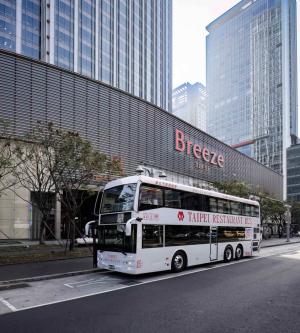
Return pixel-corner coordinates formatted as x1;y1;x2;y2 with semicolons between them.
172;0;300;135
173;0;239;87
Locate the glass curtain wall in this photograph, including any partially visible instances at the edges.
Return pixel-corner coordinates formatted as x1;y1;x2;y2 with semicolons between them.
55;0;74;70
79;0;95;78
0;1;16;52
21;0;41;59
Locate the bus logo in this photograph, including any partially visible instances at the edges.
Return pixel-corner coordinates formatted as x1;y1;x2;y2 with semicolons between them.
178;211;185;221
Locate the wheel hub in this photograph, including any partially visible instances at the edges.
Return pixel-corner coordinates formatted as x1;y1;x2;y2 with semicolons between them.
174;255;183;269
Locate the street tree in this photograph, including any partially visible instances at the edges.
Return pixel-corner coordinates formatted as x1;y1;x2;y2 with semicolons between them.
13;122;123;247
48;126;123;250
291;201;300;233
258;194;286;237
13;122;57;244
214;180;287;237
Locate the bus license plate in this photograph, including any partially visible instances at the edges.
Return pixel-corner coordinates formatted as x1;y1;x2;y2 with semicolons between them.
108;265;115;270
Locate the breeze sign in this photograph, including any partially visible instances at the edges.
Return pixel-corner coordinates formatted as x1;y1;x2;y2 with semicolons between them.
175;129;225;168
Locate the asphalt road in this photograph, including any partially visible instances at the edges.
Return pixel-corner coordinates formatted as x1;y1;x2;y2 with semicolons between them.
1;245;300;333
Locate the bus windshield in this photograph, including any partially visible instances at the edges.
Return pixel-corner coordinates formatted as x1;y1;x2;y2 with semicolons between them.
98;224;137;253
100;183;137;213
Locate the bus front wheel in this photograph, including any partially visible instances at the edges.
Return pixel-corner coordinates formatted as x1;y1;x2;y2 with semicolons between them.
223;246;233;263
171;251;187;272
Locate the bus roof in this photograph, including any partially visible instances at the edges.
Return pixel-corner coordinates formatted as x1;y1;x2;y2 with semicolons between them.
104;175;260;206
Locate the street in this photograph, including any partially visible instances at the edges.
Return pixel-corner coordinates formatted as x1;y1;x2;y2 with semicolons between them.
0;244;300;333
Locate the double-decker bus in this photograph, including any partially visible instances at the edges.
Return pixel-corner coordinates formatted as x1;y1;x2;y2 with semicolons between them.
96;175;261;274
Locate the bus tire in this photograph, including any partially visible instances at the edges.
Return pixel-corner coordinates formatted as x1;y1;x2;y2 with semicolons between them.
171;251;187;272
223;246;233;263
235;245;243;260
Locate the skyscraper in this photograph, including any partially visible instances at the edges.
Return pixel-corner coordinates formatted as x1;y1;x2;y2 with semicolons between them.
287;143;300;203
206;0;298;198
0;0;172;111
172;82;206;131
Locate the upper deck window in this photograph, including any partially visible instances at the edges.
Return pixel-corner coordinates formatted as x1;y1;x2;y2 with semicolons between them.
139;185;163;211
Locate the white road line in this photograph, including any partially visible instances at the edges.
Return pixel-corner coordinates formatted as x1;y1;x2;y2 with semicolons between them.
63;271;111;288
0;298;17;312
64;284;74;289
64;278;120;288
64;278;99;288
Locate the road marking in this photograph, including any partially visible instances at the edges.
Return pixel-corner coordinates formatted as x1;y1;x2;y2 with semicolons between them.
64;277;121;288
0;298;17;312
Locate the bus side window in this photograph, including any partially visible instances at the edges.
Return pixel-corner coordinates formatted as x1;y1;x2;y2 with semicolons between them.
165;189;181;208
201;195;209;212
209;197;218;213
142;225;163;248
218;199;230;214
181;192;201;210
243;203;251;216
252;205;259;217
139;185;163;211
231;201;242;215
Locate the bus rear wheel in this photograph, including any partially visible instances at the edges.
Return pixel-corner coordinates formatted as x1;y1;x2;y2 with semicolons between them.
223;246;233;263
235;245;243;260
171;251;187;272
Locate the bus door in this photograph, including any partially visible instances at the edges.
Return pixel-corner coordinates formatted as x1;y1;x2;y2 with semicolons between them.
210;226;218;261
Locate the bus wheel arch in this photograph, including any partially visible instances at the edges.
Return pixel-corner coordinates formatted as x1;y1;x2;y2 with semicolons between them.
171;250;187;272
223;245;233;262
235;244;243;260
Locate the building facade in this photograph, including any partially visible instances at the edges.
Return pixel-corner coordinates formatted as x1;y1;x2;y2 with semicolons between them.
287;144;300;202
172;82;207;131
0;0;172;111
0;50;283;239
206;0;298;198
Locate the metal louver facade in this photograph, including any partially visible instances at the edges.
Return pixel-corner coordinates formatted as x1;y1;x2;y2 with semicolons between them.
0;50;283;200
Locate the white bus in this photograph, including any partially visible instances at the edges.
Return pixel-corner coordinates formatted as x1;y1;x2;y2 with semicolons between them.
96;175;261;274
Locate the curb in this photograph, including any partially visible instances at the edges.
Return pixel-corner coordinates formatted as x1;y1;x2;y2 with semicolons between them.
0;268;104;286
261;240;300;248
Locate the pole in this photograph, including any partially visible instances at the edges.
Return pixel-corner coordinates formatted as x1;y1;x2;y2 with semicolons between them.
92;223;97;268
285;205;291;242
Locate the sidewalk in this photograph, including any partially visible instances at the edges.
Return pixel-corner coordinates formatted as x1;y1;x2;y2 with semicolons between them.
0;240;97;284
0;257;97;283
261;237;300;248
0;237;300;285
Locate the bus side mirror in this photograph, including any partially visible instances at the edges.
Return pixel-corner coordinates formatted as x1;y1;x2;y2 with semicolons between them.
125;222;132;236
125;218;143;236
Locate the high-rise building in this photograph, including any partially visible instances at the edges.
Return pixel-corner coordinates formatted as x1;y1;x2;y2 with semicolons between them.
206;0;298;198
172;82;206;131
0;0;172;111
287;144;300;203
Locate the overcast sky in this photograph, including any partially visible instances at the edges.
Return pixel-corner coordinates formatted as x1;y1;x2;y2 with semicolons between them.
172;0;300;136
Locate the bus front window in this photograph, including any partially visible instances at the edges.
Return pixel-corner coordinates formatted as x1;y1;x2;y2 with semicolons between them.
101;184;137;213
99;224;137;253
